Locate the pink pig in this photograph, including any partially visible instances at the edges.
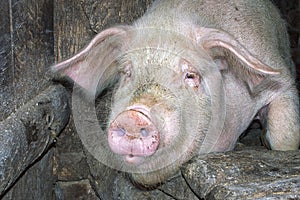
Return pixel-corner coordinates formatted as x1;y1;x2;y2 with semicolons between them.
52;0;300;187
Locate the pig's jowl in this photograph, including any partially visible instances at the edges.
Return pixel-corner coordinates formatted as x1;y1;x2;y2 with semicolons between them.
52;0;300;187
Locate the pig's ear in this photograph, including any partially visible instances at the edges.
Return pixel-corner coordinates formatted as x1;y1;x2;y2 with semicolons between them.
194;27;280;88
51;26;128;96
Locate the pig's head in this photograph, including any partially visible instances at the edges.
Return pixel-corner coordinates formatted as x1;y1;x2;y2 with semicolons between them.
52;25;279;187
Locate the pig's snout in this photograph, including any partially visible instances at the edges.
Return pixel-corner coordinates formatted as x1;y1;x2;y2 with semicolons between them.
108;109;160;163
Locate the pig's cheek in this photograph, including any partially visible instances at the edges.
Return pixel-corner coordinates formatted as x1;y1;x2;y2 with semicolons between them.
159;114;179;147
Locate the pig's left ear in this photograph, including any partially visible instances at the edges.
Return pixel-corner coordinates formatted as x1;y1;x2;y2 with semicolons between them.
51;26;128;96
194;27;280;88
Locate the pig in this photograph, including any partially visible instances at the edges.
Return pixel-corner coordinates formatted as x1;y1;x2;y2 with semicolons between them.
52;0;300;187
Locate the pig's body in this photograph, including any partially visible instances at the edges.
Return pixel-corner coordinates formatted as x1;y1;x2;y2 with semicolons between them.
135;0;298;151
53;0;300;187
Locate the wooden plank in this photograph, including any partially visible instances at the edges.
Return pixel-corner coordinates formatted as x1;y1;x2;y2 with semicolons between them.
54;0;154;62
0;85;70;199
0;1;14;121
2;151;56;200
0;0;56;199
0;0;54;121
182;149;300;199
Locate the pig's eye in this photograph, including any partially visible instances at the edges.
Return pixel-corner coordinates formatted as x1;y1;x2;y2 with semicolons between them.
124;70;131;77
121;64;132;79
120;69;131;85
184;72;200;88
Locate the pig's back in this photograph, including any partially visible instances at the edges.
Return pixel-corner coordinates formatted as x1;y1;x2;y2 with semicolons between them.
135;0;293;71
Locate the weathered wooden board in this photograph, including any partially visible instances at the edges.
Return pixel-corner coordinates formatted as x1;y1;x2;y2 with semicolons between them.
183;149;300;199
0;0;54;121
0;85;70;199
0;0;14;122
0;0;56;199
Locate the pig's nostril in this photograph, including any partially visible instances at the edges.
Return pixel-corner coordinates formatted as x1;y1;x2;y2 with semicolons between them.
140;128;149;137
118;128;126;136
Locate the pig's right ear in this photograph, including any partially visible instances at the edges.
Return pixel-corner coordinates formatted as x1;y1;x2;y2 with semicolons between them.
51;26;128;96
193;27;281;91
194;27;280;75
